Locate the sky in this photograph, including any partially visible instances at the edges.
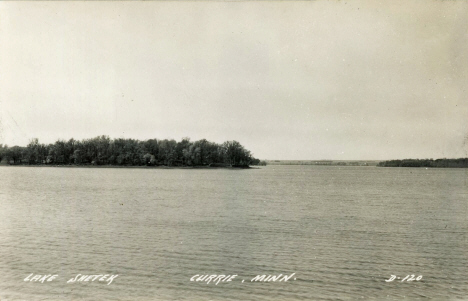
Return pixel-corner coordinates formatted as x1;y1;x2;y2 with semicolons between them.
0;1;467;160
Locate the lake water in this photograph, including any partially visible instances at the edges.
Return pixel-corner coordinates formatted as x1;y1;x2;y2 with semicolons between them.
0;165;467;300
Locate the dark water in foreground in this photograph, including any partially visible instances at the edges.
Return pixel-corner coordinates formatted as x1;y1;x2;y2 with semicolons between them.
0;165;467;300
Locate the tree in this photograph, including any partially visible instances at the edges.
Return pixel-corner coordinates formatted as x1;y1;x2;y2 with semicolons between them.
222;140;251;166
5;146;24;164
72;149;83;164
0;144;7;162
26;138;40;164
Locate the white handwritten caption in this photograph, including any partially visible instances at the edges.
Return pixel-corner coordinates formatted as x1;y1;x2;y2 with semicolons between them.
190;273;296;285
385;275;423;282
23;273;296;286
24;274;118;285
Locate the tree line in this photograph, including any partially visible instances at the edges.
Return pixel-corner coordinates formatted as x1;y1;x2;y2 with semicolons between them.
378;158;468;168
0;136;265;167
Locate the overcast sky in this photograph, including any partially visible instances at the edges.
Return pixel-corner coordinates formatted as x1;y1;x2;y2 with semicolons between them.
1;1;467;160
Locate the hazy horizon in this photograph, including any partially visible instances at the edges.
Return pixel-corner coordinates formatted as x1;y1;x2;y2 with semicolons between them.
2;133;467;162
1;1;467;160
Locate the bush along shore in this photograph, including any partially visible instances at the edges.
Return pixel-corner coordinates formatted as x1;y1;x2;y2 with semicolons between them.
0;136;267;168
378;158;468;168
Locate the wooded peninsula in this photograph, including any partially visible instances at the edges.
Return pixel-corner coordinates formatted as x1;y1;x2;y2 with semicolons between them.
0;136;266;167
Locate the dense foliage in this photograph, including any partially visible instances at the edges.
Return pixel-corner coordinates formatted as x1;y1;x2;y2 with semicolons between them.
0;136;261;167
378;158;468;168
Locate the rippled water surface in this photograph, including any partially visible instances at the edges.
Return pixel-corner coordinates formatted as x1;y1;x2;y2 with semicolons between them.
0;165;467;300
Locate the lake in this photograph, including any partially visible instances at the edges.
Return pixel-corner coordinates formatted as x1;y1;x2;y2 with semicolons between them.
0;165;467;300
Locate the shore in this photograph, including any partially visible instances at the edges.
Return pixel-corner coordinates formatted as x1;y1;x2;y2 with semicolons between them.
0;164;256;169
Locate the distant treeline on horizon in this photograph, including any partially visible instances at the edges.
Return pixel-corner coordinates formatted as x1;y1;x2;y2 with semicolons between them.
378;158;468;168
0;136;267;167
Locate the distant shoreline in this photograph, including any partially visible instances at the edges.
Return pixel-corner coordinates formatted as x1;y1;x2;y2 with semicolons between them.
377;158;468;168
264;158;468;168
